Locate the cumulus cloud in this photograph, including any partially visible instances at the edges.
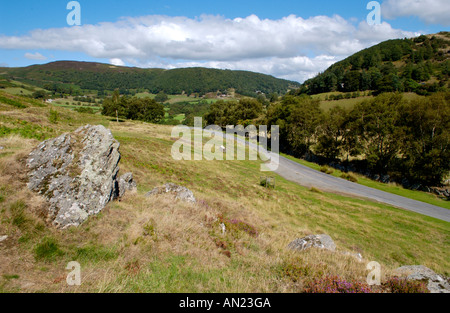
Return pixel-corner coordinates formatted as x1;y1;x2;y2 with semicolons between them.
0;14;417;82
110;58;125;66
24;52;47;60
382;0;450;26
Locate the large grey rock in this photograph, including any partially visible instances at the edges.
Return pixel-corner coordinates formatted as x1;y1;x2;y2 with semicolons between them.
288;234;336;252
395;265;450;293
146;183;196;203
27;125;122;229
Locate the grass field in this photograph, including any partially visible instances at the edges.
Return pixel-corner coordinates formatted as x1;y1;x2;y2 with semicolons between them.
0;89;448;293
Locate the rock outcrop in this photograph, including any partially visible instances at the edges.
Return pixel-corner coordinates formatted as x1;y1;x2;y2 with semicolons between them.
27;125;133;229
146;183;196;203
288;234;336;252
117;172;137;198
395;265;450;293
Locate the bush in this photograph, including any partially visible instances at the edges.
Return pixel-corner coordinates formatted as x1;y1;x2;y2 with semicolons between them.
49;109;59;124
383;276;429;293
75;107;95;114
228;219;258;237
304;275;373;293
341;172;358;183
281;261;315;282
320;166;334;175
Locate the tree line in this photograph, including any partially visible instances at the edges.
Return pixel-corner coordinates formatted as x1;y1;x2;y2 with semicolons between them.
101;90;164;123
204;92;450;186
296;34;449;97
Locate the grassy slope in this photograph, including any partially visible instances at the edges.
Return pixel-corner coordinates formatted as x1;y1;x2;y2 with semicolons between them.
0;90;448;293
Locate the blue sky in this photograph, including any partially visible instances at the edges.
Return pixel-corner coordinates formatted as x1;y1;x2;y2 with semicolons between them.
0;0;449;82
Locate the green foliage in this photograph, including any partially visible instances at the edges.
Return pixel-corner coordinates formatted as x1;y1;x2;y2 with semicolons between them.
0;95;27;108
1;61;298;98
341;173;358;183
204;91;448;187
399;92;450;185
32;90;48;100
75;107;95;114
320;166;334;175
0;120;53;141
295;34;449;96
49;109;59;124
204;98;263;126
154;91;169;103
265;95;322;156
281;261;315;282
102;91;165;123
143;219;158;241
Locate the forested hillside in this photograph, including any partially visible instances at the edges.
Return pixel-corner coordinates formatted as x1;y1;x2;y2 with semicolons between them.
292;32;450;96
0;61;299;97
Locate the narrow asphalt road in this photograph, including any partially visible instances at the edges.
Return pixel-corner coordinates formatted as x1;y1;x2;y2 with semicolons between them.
275;155;450;222
201;128;450;223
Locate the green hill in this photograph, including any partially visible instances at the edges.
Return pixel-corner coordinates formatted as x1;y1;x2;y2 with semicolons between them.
0;61;299;97
293;32;450;96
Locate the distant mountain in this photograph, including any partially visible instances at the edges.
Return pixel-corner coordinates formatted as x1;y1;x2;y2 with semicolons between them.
0;61;300;97
292;32;450;96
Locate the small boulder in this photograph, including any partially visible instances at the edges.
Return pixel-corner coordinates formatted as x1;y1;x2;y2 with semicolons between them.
117;172;137;198
146;183;196;203
288;234;336;252
395;265;450;293
0;235;7;243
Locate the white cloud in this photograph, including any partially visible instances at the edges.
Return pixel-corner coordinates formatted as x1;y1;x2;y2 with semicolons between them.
110;58;125;66
0;14;417;82
24;52;47;60
382;0;450;26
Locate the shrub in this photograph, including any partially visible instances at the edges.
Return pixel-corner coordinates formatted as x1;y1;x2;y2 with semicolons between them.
143;219;158;241
304;275;373;293
218;214;258;238
49;109;59;124
341;172;358;183
75;107;94;114
309;187;322;193
259;176;275;189
281;262;314;282
228;219;258;237
320;166;334;175
383;276;429;293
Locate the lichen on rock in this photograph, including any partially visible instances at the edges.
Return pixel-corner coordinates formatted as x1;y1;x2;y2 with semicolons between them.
27;124;133;229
